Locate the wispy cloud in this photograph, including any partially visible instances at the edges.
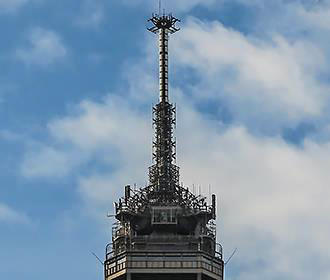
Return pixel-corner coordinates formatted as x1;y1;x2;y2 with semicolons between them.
0;130;23;141
121;0;216;12
0;84;18;105
20;97;150;181
16;27;67;66
74;0;105;28
21;144;83;178
0;203;30;224
176;112;330;279
172;18;328;131
0;0;30;13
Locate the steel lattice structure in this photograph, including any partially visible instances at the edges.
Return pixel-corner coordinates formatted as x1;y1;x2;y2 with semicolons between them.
113;12;216;231
105;12;224;280
148;14;180;203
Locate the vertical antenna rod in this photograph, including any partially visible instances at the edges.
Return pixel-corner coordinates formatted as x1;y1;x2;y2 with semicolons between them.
147;13;180;201
148;13;180;103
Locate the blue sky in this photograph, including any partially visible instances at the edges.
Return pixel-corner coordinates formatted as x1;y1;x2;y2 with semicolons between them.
1;0;330;279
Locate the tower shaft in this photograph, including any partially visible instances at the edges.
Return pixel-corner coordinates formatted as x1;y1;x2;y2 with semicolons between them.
159;28;169;103
149;101;178;197
147;14;180;200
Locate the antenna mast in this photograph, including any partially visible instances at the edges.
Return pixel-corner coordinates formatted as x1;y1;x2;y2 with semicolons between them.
148;13;180;103
148;13;180;202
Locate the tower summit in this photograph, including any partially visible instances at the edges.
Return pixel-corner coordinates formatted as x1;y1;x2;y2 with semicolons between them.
148;13;180;103
148;13;180;203
104;12;224;280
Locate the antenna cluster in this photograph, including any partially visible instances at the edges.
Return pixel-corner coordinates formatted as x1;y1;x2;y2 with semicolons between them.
148;14;180;34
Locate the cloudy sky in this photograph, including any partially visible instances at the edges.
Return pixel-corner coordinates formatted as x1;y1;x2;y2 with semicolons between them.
1;0;330;279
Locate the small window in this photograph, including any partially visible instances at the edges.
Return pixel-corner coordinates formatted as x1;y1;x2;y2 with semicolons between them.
152;207;178;224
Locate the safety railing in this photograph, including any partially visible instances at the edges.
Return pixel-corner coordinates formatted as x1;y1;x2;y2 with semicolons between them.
106;238;223;261
104;251;223;278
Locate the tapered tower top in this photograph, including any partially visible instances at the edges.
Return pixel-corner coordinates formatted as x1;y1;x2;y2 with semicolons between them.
105;13;223;280
111;10;217;245
146;13;180;201
148;14;180;103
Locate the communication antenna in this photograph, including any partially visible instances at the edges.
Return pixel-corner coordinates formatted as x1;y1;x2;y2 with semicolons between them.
158;0;161;15
147;10;180;201
91;252;104;266
225;248;238;266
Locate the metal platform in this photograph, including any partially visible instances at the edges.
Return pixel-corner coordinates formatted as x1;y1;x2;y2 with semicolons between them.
105;250;223;280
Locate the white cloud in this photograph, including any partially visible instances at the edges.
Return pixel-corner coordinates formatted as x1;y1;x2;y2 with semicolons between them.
171;18;328;130
0;130;23;141
159;0;216;12
122;0;216;12
21;96;151;181
16;27;67;66
296;2;330;32
21;145;82;178
0;84;18;105
74;0;105;28
0;203;30;224
48;98;149;153
176;109;330;279
0;0;29;13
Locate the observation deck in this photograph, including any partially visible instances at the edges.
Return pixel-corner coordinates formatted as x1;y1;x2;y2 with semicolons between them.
105;238;223;280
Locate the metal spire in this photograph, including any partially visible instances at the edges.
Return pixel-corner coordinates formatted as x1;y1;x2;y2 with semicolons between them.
148;13;180;103
148;13;180;202
107;17;223;280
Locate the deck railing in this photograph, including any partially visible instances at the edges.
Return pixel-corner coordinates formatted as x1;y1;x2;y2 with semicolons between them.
106;237;223;260
105;251;224;278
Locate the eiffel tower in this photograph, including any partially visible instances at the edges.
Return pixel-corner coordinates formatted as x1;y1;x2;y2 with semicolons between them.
104;12;224;280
